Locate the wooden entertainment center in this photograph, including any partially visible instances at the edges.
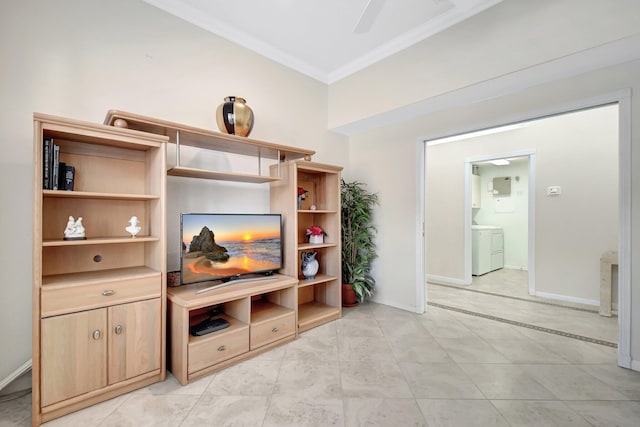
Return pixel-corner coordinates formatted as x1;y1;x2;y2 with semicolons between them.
33;109;343;424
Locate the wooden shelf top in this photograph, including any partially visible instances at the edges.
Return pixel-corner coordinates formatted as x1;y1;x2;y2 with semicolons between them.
167;166;282;183
297;274;337;288
298;302;340;329
297;209;337;214
251;301;295;325
36;112;168;150
42;266;160;287
43;236;160;247
104;110;315;161
298;242;338;251
43;190;160;201
167;274;297;309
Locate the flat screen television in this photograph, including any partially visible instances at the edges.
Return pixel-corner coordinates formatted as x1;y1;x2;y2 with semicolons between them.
180;213;283;286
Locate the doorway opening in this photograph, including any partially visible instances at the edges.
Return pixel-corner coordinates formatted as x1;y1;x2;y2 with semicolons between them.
422;101;623;361
469;154;531;295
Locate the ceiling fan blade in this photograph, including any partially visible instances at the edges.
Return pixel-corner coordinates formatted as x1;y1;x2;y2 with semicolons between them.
353;0;386;33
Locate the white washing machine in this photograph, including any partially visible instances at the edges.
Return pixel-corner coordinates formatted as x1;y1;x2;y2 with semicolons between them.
472;225;504;275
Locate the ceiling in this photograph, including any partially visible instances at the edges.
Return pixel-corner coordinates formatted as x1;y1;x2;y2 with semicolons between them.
143;0;503;84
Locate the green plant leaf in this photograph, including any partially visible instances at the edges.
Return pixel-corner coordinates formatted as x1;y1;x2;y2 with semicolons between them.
341;179;379;302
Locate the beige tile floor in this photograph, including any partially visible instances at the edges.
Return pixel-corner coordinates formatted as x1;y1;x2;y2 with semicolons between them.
428;269;619;344
2;283;639;426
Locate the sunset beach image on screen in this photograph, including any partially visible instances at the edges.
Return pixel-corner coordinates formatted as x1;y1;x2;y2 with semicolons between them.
180;213;282;285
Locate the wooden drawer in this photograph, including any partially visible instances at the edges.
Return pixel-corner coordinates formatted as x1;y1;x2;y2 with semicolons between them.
188;327;249;374
41;274;161;317
250;312;295;350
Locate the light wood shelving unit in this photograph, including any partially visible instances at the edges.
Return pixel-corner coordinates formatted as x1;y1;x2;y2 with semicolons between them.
32;113;167;426
103;110;314;183
270;161;343;332
101;111;314;383
167;275;297;385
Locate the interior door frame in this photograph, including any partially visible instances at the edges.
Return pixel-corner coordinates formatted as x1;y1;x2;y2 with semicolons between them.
464;150;536;292
420;89;632;369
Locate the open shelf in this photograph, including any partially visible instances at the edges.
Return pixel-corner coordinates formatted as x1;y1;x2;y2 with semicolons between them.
167;166;282;183
187;314;248;345
251;301;295;325
43;236;160;247
42;266;160;287
167;274;297;385
297;209;337;214
270;160;342;333
43;190;160;201
297;274;337;288
103;110;316;183
298;301;341;332
298;242;337;251
104;109;314;162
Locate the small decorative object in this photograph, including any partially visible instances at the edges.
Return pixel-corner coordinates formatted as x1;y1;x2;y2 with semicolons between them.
297;186;308;210
310;204;317;211
63;216;86;240
301;251;319;280
215;96;254;137
306;225;326;244
125;216;142;238
113;118;128;128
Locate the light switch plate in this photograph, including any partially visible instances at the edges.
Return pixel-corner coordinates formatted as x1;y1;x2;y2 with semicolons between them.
547;186;561;196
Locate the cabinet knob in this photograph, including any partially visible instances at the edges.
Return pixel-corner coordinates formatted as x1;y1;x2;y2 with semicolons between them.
92;329;101;340
114;324;123;335
217;345;226;352
102;290;115;296
272;327;278;333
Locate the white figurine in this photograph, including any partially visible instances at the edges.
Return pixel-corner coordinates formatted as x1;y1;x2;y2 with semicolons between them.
126;216;141;238
64;216;86;240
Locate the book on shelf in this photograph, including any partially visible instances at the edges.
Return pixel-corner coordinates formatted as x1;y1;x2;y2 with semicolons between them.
43;137;75;191
52;144;60;190
43;137;52;189
57;162;66;190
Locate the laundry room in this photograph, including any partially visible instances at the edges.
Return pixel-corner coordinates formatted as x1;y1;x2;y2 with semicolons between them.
471;157;529;274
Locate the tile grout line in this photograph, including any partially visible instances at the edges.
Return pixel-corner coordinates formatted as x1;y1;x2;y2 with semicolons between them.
427;301;618;348
429;282;615;315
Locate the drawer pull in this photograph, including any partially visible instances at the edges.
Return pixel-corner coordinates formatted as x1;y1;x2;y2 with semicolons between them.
217;345;226;352
272;327;278;333
92;329;101;340
114;324;123;335
102;290;115;296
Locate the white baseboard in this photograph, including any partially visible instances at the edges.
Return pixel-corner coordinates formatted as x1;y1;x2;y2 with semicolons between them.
0;359;32;394
534;291;599;307
503;265;528;271
426;274;470;286
369;296;423;314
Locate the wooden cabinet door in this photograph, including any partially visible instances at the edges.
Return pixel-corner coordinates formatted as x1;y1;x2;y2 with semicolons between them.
41;309;107;406
108;299;161;384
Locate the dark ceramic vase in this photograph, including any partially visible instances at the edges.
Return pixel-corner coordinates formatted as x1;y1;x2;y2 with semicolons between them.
216;96;254;137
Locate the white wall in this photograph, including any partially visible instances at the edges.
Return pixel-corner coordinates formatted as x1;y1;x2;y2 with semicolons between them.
0;0;348;386
474;160;529;270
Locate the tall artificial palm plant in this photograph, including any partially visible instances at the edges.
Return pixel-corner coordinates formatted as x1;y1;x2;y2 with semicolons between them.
341;179;379;302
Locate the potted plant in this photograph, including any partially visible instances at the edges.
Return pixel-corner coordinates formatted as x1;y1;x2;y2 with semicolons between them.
340;179;379;306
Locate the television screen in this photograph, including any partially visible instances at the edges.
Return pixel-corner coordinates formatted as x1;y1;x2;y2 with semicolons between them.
180;213;282;285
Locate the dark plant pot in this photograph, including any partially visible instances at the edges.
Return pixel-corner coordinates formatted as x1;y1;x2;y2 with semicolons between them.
342;283;358;307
